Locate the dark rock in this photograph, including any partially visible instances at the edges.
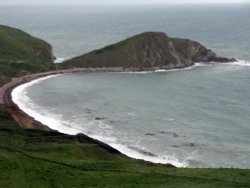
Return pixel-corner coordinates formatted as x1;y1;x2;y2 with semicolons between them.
95;117;105;120
207;57;236;63
128;146;157;157
159;131;178;138
139;150;157;157
173;133;178;138
86;109;92;114
32;45;54;62
183;143;195;147
159;131;166;134
172;145;180;148
145;133;155;136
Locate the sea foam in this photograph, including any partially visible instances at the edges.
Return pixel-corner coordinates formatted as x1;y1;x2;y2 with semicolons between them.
229;60;250;67
12;60;250;168
11;74;187;167
54;57;65;63
12;75;81;134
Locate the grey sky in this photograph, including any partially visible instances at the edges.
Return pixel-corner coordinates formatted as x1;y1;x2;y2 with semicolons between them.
0;0;248;5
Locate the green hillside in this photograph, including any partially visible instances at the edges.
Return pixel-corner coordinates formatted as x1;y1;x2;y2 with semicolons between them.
0;26;247;187
0;107;249;187
0;25;55;85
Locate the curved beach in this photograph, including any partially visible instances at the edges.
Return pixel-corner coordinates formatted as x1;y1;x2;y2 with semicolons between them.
0;70;140;158
0;63;200;131
0;68;181;167
2;61;250;168
0;66;178;130
0;71;122;139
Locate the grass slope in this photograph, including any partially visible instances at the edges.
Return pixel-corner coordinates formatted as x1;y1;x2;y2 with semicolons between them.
0;25;55;80
0;106;250;187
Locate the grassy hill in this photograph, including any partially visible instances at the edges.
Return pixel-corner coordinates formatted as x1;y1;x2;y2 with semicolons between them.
0;25;55;85
0;107;250;187
60;32;233;70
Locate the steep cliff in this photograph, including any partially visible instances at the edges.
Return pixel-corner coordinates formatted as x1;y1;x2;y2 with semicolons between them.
0;25;55;79
60;32;234;70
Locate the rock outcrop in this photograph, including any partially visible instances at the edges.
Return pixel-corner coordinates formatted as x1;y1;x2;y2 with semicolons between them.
31;44;54;63
60;32;235;70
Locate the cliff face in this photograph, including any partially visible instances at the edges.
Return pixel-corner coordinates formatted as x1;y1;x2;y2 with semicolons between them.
0;25;55;79
61;32;234;70
31;45;54;62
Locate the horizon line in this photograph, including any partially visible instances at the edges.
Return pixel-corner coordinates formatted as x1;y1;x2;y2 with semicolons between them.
0;2;249;5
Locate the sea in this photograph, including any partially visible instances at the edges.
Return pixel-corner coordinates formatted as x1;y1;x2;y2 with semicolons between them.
1;4;250;168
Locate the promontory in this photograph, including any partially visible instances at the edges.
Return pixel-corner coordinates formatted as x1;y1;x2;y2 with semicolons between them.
59;32;235;71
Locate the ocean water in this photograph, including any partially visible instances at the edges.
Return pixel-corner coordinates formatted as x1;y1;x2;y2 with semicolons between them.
2;4;250;167
12;62;250;168
0;4;250;60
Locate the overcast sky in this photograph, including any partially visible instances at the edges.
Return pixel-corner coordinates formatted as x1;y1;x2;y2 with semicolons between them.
0;0;249;5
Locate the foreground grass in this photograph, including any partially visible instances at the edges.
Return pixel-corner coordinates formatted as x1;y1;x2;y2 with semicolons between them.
0;107;250;187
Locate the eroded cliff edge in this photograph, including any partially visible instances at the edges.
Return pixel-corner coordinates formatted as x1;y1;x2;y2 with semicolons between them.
0;25;55;86
60;32;235;70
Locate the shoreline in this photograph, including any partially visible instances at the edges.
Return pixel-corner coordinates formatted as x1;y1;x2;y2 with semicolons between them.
0;70;78;131
0;65;196;130
0;67;184;168
0;61;246;168
0;69;130;154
